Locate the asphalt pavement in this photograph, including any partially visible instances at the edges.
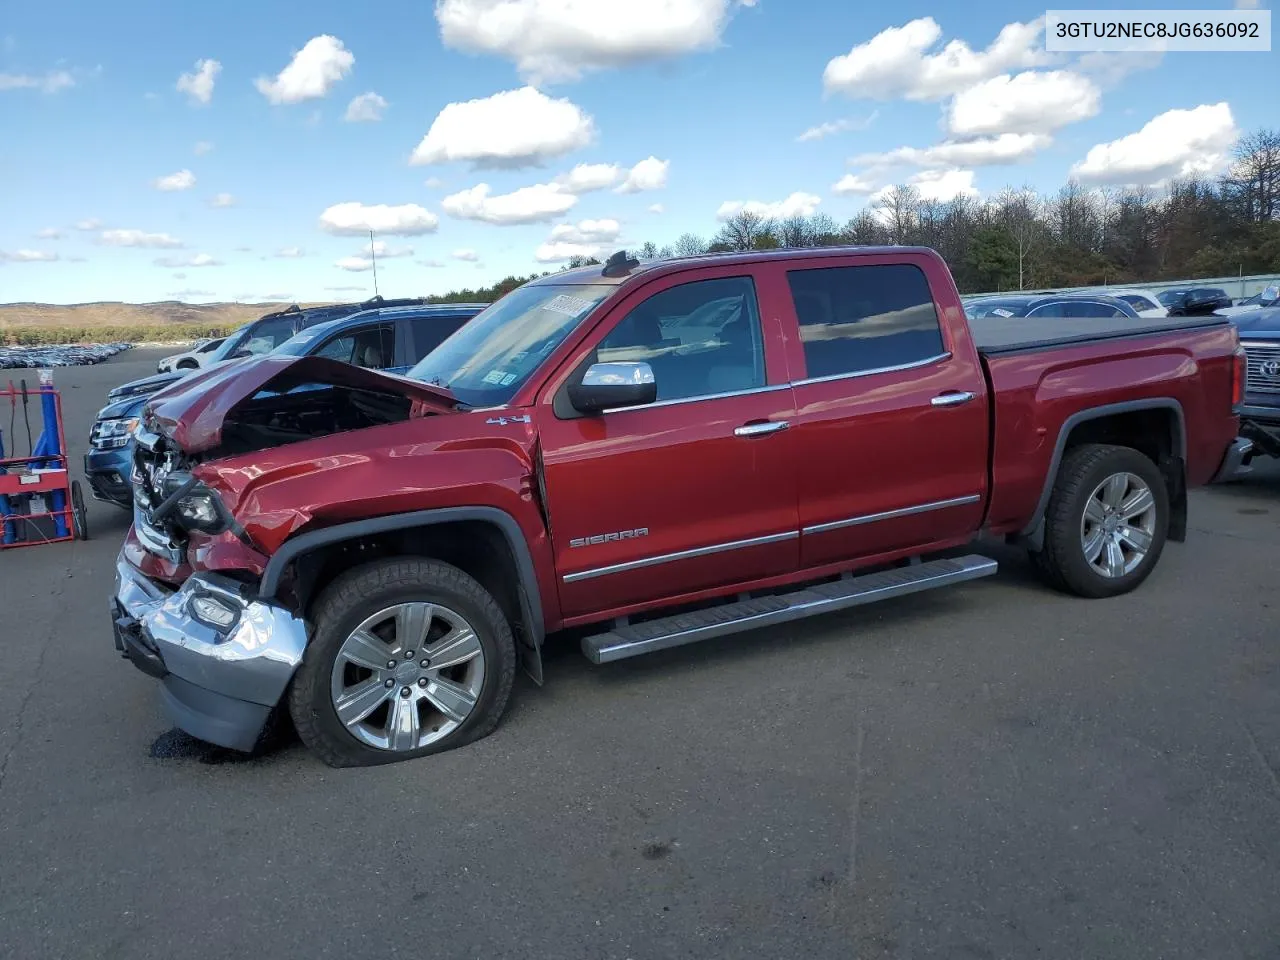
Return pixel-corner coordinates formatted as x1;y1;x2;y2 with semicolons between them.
1;348;1278;960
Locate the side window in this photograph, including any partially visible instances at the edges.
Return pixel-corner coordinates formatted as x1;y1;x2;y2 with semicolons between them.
1063;301;1118;318
314;325;393;368
593;276;765;403
1027;302;1066;318
787;264;945;379
242;317;297;355
408;315;470;363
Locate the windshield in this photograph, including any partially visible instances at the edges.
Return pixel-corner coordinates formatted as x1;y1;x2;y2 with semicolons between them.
274;325;334;357
407;283;614;406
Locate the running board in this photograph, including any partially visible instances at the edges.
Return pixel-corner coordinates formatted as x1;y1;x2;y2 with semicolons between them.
581;554;998;664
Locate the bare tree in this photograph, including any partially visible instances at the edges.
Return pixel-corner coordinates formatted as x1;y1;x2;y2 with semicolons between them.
1223;128;1280;223
807;213;841;246
716;210;774;250
778;214;811;248
875;185;921;245
991;186;1046;289
673;233;707;257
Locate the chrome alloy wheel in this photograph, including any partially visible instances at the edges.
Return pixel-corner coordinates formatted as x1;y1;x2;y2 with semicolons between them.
329;602;486;751
1080;471;1157;579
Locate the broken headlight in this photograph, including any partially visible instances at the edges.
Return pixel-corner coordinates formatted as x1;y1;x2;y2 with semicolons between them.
160;472;231;535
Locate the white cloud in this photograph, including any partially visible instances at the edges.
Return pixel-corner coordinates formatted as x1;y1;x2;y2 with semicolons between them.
194;141;214;155
824;17;1048;101
344;91;388;122
410;86;594;169
549;218;621;244
0;249;59;262
154;169;196;191
535;241;602;263
0;70;75;93
908;168;979;202
855;133;1051;168
435;0;758;84
176;58;221;105
255;35;354;105
75;218;103;231
36;227;63;239
648;203;664;214
1071;102;1239;186
555;162;622;193
210;193;236;208
275;246;305;258
832;173;879;196
327;285;369;292
418;259;447;268
947;71;1100;136
172;273;187;280
99;229;183;248
362;240;415;258
452;248;480;261
167;288;216;299
441;182;577;225
154;253;223;268
318;201;440;236
1074;50;1164;87
424;177;445;189
616;156;669;193
797;111;879;142
335;256;375;272
716;192;821;221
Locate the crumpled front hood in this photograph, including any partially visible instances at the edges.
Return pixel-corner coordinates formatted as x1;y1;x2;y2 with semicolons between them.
108;369;185;399
143;354;459;454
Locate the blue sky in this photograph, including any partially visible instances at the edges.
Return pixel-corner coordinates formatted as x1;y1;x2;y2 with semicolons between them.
0;0;1274;305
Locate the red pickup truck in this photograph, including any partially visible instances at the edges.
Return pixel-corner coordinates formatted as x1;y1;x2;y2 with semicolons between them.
111;246;1249;766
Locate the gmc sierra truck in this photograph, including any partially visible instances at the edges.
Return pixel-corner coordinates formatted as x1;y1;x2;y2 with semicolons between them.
111;246;1250;767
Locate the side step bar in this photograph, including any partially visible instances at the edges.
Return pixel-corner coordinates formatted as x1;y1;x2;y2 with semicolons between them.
581;554;998;664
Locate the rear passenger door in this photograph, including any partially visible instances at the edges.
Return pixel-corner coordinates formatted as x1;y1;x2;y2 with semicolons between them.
405;314;471;367
313;323;396;370
771;255;990;569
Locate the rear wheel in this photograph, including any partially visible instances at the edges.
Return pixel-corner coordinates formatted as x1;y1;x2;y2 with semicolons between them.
1030;443;1168;598
288;558;517;767
70;480;88;540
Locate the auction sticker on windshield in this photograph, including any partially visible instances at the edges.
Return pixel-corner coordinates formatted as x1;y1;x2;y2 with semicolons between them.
543;294;596;318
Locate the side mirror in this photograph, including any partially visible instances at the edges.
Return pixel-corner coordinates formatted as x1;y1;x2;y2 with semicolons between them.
568;361;657;414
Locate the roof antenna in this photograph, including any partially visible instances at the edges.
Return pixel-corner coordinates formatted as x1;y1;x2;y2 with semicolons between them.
370;229;380;300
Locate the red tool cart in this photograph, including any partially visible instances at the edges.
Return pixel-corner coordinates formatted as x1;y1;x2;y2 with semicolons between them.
1;370;89;550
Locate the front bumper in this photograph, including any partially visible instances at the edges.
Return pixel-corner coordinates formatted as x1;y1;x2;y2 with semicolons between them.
1211;436;1255;483
84;446;134;506
112;554;309;752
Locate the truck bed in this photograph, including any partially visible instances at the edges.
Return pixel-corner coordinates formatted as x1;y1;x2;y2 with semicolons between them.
971;314;1231;354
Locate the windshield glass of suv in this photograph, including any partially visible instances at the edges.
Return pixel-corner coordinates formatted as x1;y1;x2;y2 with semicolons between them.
408;284;614;406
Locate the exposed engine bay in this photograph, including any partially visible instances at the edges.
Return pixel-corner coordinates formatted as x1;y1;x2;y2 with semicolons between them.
214;384;414;457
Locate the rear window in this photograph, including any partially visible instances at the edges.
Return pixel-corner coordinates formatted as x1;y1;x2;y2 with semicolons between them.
786;264;945;380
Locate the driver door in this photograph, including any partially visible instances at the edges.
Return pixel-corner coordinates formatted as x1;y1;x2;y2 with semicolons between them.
536;268;799;622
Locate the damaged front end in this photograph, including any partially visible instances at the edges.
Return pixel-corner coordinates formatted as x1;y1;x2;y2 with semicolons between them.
115;354;460;751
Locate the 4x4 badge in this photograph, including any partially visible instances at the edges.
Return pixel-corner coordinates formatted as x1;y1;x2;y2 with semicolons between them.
486;415;532;425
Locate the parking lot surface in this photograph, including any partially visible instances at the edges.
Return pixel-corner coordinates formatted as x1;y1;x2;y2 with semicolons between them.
1;348;1278;960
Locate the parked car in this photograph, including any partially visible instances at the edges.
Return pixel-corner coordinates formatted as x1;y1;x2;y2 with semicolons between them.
1230;305;1280;465
1084;288;1168;318
157;337;226;373
111;246;1246;767
1215;284;1280;318
84;302;483;507
106;297;443;402
1158;287;1233;315
965;293;1141;319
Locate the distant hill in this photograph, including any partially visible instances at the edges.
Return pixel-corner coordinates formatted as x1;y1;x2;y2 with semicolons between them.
0;300;326;330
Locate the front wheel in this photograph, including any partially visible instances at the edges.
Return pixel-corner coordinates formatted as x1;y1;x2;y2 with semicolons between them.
176;359;198;370
1030;443;1169;599
288;558;517;767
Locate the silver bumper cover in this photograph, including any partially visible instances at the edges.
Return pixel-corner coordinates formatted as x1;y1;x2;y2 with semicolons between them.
114;555;309;750
1211;436;1254;483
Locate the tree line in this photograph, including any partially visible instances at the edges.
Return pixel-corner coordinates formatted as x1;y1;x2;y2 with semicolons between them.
429;128;1280;299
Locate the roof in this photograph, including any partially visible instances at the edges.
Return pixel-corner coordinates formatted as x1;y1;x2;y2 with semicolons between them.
299;302;486;338
968;292;1133;306
527;245;950;288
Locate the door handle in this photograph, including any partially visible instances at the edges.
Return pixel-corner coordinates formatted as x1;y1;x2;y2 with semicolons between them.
734;420;790;438
931;391;976;407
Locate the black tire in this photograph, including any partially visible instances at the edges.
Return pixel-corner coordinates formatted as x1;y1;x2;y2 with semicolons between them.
288;557;517;768
1030;443;1169;599
70;480;89;540
176;359;198;370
